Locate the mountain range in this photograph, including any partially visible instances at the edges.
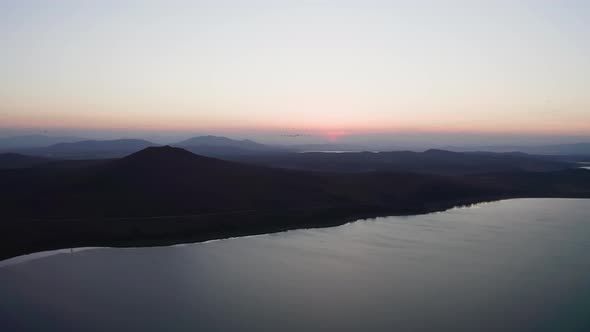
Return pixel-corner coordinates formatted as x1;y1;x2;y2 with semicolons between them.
3;134;590;159
15;139;158;159
3;135;283;159
174;135;283;156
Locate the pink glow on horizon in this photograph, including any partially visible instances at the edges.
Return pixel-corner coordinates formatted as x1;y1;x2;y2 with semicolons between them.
324;130;350;142
3;120;590;137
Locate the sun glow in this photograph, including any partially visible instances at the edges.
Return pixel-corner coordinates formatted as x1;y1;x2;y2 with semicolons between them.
324;130;349;142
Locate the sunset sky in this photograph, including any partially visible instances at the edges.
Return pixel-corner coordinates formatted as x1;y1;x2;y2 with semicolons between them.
1;0;589;143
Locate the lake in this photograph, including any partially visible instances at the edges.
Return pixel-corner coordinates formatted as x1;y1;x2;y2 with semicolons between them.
1;199;590;331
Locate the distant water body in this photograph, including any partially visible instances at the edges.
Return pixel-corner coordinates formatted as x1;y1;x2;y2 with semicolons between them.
1;199;590;331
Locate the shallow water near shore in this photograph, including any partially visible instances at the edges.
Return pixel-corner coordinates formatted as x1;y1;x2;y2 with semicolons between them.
1;198;590;331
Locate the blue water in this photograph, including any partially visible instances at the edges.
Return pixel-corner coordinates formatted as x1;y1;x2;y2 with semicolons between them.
1;199;590;331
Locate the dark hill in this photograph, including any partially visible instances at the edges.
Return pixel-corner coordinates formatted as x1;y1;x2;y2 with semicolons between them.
1;146;590;260
119;145;219;167
1;146;334;218
1;146;506;220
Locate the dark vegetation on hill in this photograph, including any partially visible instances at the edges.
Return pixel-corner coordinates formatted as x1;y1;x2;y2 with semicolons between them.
1;146;589;260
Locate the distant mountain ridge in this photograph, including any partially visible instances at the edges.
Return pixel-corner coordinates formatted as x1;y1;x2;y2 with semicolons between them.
173;135;284;156
20;139;158;159
2;135;285;159
47;139;156;151
1;137;576;175
0;135;85;149
2;134;589;167
176;135;264;147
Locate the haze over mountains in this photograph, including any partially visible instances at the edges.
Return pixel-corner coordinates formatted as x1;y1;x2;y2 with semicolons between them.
0;135;85;149
16;139;157;159
175;135;282;156
2;134;590;156
0;135;278;159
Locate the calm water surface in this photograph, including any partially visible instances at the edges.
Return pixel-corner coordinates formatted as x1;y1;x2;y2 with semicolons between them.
1;199;590;331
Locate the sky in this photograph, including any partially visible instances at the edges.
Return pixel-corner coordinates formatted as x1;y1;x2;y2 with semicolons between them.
1;0;589;145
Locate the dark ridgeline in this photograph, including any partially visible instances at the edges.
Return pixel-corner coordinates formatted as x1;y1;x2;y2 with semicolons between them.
1;146;590;260
231;149;575;175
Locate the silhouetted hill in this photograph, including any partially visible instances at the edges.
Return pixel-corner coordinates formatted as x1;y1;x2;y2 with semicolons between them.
0;153;52;169
18;139;158;159
1;147;589;260
121;145;213;165
230;149;573;175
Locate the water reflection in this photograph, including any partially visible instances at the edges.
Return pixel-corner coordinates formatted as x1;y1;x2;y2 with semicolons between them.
1;199;590;331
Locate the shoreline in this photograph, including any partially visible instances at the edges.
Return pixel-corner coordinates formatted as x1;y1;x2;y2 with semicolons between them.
2;195;588;262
